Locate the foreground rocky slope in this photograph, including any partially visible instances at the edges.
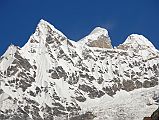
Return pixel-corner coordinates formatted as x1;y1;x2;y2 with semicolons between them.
0;19;159;120
151;107;159;120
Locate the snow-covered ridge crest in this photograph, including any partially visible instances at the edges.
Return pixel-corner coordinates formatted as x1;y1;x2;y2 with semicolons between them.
0;19;159;120
22;19;158;51
21;19;70;53
117;34;158;58
37;19;67;38
124;34;156;50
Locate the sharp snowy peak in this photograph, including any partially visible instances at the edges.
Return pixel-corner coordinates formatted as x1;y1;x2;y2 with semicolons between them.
37;19;67;38
0;19;159;120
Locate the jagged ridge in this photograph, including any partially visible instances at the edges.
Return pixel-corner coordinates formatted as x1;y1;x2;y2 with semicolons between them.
0;19;159;120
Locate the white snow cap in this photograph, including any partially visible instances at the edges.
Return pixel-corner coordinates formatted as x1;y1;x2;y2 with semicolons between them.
124;34;156;50
90;27;108;36
37;19;67;38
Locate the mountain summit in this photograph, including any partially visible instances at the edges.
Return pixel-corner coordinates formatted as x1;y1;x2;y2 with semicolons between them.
118;34;156;51
90;27;108;36
78;27;112;48
0;20;159;120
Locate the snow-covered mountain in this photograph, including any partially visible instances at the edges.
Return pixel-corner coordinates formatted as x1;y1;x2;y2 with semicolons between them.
0;19;159;120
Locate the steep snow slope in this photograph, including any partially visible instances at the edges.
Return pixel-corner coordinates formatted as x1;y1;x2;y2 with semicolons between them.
0;19;159;120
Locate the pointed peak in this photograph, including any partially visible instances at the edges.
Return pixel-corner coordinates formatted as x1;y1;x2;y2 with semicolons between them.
90;27;108;36
22;19;69;51
36;19;66;38
38;19;55;29
39;19;48;24
38;19;54;26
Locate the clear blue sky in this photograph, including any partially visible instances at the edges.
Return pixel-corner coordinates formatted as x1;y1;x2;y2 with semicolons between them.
0;0;159;55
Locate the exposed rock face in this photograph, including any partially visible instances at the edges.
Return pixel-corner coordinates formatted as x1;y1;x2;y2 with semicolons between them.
70;111;96;120
87;35;112;48
78;27;112;48
143;117;152;120
151;107;159;120
0;19;159;120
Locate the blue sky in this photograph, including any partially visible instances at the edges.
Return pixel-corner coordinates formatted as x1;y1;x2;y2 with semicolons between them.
0;0;159;55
